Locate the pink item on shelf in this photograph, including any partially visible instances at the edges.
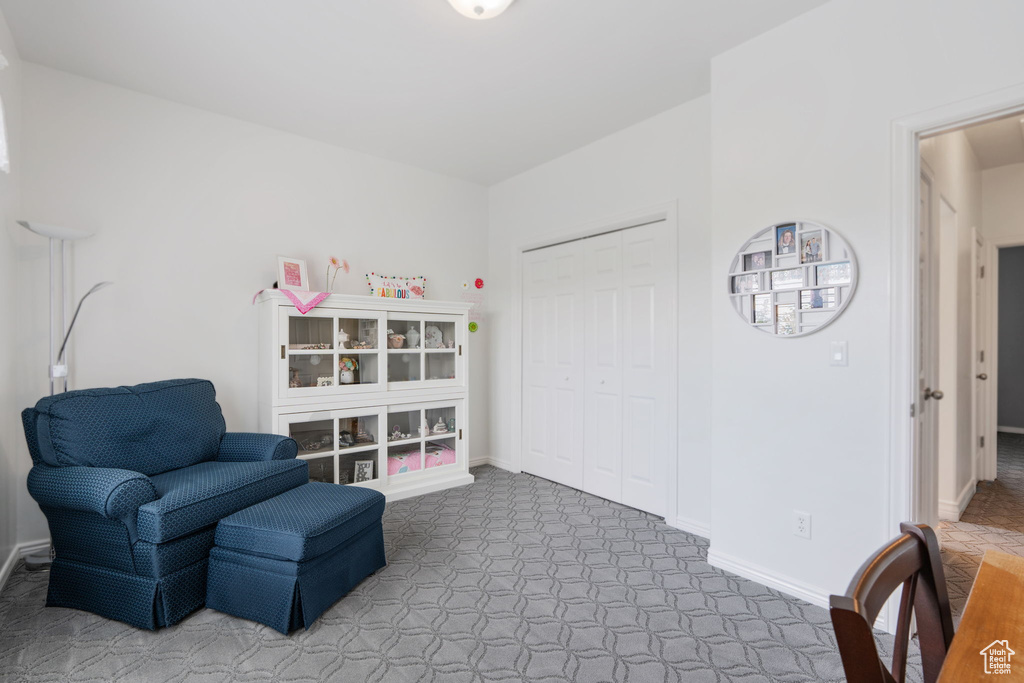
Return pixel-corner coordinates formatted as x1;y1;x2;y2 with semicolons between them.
388;453;422;475
251;289;330;315
425;445;456;469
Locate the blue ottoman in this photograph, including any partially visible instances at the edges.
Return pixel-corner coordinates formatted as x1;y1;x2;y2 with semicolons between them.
205;482;386;634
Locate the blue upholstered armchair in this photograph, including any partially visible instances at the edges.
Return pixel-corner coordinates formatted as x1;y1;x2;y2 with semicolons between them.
21;379;308;629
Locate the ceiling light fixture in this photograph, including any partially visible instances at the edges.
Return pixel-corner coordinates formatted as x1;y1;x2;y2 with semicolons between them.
447;0;515;20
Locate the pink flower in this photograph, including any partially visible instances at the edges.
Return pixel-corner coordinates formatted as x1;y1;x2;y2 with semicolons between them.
341;259;350;274
329;256;340;268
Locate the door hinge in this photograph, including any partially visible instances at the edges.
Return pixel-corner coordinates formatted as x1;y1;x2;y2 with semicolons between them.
281;345;286;360
910;403;916;418
981;436;985;448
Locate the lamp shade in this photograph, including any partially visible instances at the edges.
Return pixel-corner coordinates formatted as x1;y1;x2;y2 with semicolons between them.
447;0;514;20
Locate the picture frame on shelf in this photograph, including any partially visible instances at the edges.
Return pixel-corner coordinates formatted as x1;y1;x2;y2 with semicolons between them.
800;231;824;264
732;273;760;294
743;250;771;271
752;293;772;324
816;261;852;286
800;288;838;310
354;460;375;482
776;304;797;336
770;268;803;290
277;256;309;291
776;224;797;256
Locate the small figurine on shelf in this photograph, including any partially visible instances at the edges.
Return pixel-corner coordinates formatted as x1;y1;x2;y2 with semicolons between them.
387;329;405;349
356;426;374;443
390;425;410;441
338;328;350;349
406;325;420;349
339;357;358;384
289;367;301;388
432;417;448;434
419;422;431;438
448;418;456;433
446;340;455;349
339;430;355;447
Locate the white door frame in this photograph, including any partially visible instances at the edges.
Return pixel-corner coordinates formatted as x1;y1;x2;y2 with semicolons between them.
511;201;679;523
890;84;1024;537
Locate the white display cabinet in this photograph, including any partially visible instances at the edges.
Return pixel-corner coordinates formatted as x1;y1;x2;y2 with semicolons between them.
256;291;473;501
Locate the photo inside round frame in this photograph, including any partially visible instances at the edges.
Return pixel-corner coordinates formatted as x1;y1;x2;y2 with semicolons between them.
728;221;857;337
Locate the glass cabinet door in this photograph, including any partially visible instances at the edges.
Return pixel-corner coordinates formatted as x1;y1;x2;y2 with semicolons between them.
386;314;462;389
280;309;385;398
385;402;461;480
281;409;384;487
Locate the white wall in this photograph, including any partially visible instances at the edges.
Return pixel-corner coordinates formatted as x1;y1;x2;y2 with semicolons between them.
16;65;489;544
487;96;713;534
709;0;1024;602
983;163;1024;242
919;130;982;517
0;10;22;584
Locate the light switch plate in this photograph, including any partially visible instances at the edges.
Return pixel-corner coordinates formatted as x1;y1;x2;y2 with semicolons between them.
830;341;848;367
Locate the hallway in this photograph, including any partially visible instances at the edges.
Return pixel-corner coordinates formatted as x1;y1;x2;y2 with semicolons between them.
938;432;1024;620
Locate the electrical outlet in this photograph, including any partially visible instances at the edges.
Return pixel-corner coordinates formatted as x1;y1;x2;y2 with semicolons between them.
793;511;812;540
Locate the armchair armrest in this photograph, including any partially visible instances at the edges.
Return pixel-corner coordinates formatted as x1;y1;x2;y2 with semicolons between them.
216;432;298;462
27;464;158;522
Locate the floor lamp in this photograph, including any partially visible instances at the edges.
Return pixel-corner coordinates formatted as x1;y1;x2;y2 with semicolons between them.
18;220;112;569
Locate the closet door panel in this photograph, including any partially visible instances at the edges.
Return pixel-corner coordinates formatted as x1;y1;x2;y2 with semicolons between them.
583;232;623;503
620;221;675;517
522;242;584;489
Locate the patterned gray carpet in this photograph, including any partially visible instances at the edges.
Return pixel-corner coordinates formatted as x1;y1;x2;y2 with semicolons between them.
938;432;1024;621
0;465;914;683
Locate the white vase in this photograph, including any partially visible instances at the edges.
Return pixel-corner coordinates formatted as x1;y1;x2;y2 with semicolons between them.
406;326;420;349
339;369;355;384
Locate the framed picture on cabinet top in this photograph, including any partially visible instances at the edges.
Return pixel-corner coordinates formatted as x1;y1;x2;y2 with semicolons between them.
277;256;309;291
776;224;798;256
743;250;771;271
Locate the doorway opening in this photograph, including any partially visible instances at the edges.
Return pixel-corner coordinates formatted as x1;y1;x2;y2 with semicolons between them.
914;109;1024;616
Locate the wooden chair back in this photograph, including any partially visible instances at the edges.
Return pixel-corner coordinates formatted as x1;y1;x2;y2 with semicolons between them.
829;523;955;683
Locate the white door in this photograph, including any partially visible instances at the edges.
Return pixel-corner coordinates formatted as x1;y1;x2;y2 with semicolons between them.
521;241;585;489
916;172;941;527
620;221;676;517
583;231;624;503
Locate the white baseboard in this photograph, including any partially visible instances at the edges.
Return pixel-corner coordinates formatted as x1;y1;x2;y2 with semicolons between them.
707;548;831;612
669;516;711;539
468;456;493;468
998;426;1024;435
938;480;977;521
0;538;51;596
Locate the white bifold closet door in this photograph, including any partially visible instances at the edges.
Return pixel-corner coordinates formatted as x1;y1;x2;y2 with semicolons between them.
522;240;585;490
522;220;676;517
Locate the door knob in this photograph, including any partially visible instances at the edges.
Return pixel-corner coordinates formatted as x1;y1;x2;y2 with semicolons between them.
977;373;988;380
924;388;944;400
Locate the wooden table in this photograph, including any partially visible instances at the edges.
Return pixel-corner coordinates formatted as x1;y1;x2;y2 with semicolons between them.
938;550;1024;681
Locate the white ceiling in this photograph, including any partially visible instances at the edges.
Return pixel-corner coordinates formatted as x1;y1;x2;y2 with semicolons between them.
964;115;1024;170
0;0;826;185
